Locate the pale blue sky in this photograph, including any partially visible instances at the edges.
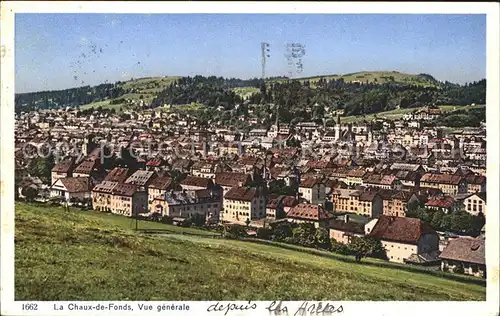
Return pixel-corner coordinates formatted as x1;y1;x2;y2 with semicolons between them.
15;14;486;93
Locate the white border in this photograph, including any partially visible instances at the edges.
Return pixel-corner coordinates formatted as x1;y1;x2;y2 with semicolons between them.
1;2;499;316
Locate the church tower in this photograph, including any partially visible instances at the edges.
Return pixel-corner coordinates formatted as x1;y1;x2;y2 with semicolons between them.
334;114;341;141
275;104;280;133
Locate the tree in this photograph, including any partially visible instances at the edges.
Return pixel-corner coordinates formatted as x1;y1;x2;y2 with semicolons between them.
222;224;247;239
272;221;294;242
21;185;38;202
191;213;206;227
450;211;473;234
330;239;352;255
292;223;317;247
430;210;445;229
349;236;385;263
315;227;331;250
256;227;272;240
27;154;55;184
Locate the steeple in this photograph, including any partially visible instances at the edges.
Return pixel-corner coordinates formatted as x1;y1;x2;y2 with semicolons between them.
334;114;341;141
275;104;280;133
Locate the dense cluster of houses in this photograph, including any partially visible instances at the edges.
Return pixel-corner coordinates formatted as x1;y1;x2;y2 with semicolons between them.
14;105;487;278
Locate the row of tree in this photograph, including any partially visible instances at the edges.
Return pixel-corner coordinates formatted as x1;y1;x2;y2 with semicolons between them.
223;221;386;263
15;83;127;113
406;202;485;236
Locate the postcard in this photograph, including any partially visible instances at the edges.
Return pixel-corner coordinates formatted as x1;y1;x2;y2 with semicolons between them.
1;2;499;316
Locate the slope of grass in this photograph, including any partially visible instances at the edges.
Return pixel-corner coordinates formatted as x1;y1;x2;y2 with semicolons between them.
340;104;485;123
79;76;180;110
232;87;259;99
272;71;441;88
15;202;485;301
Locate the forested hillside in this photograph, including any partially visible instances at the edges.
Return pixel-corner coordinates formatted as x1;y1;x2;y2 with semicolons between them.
15;72;486;119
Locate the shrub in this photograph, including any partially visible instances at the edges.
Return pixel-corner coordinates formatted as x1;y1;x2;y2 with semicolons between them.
256;227;273;240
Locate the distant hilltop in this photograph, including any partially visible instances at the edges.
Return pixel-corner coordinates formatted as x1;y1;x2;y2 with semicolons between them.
15;71;485;117
270;71;441;88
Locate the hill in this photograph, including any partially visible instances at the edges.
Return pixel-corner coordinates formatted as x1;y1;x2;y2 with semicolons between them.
80;76;180;111
15;76;180;113
15;202;485;301
274;71;441;88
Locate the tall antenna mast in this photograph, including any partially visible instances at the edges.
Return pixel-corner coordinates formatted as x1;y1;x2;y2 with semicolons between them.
261;42;271;79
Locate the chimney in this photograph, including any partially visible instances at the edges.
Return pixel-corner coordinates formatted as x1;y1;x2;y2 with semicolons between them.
344;214;349;223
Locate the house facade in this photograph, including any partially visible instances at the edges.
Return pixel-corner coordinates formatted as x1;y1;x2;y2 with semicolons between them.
367;216;439;263
222;187;266;225
439;237;486;278
298;177;326;205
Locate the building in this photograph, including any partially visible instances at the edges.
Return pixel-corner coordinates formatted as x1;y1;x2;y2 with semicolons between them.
222;186;266;225
329;214;365;244
286;203;334;228
461;192;487;216
50;157;75;185
344;168;366;187
298;177;326;205
103;167;133;183
465;174;486;193
351;190;383;218
214;172;252;196
91;181;148;217
420;173;468;195
151;189;221;221
50;177;92;202
380;190;420;217
179;175;214;191
266;195;299;220
366;216;439;264
363;173;402;190
124;170;156;190
439;237;486;278
331;188;360;213
147;176;179;211
424;196;460;214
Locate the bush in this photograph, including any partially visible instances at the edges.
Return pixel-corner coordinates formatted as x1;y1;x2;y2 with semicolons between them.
330;239;352;255
256;227;273;240
161;216;174;225
222;224;247;239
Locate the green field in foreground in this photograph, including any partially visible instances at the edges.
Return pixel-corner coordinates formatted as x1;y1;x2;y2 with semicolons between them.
15;202;485;301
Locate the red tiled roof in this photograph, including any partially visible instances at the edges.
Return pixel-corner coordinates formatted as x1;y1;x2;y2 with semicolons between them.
421;173;463;185
465;174;486;185
425;196;456;208
224;186;263;201
368;215;436;244
73;160;97;174
112;183;139;197
299;177;321;188
329;219;365;234
180;176;213;188
52;157;75;173
104;167;130;183
215;172;251;187
148;176;174;190
146;158;164;167
287;203;333;222
57;177;92;193
439;238;485;265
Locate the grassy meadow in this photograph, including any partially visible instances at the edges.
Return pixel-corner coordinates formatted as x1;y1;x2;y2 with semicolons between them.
15;202;485;301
